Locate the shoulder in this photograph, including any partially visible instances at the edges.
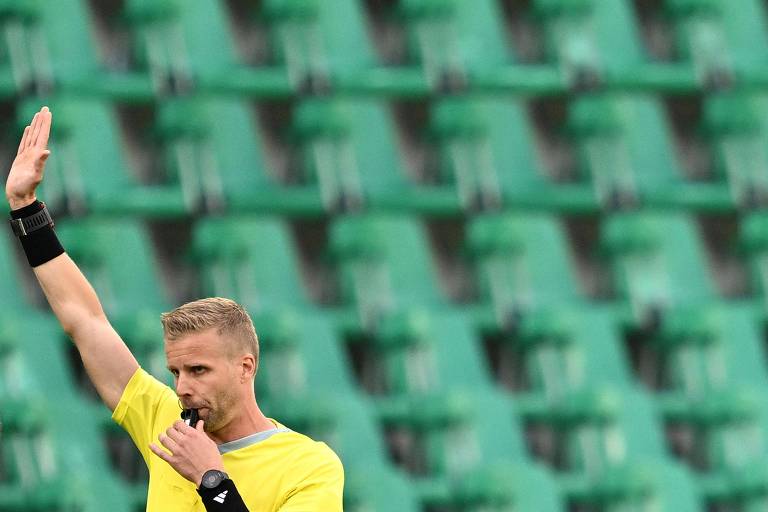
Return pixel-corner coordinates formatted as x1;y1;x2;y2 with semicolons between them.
269;425;344;476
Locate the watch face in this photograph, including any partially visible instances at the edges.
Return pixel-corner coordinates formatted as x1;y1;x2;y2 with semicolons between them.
203;470;226;488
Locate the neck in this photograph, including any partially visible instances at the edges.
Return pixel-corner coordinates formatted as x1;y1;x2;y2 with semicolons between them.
207;398;275;445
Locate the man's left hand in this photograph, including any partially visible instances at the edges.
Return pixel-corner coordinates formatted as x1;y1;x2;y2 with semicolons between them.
150;420;225;487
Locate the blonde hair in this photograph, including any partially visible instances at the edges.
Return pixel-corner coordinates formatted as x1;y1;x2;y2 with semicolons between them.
161;297;259;369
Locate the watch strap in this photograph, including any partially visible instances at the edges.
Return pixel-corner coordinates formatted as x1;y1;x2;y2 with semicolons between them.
9;202;54;237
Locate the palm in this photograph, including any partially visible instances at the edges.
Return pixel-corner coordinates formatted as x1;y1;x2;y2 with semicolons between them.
5;107;52;209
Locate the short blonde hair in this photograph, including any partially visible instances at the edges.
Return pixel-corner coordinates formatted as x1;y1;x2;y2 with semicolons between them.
161;297;259;368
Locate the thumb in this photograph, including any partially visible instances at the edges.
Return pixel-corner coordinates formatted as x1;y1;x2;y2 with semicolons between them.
40;150;51;162
196;420;205;432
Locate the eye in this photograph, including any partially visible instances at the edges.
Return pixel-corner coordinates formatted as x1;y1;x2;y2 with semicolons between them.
169;369;179;377
192;366;206;375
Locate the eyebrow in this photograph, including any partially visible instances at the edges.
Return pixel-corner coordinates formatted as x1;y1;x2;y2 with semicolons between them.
166;363;210;372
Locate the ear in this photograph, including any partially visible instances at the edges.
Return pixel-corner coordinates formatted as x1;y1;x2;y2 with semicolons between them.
239;353;257;382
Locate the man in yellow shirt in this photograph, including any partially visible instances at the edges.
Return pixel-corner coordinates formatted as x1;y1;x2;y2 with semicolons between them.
5;106;344;511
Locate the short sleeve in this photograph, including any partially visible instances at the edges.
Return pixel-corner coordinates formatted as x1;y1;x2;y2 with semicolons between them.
111;367;178;466
278;444;345;511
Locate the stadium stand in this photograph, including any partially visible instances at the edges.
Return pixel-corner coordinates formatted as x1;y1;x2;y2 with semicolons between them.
4;0;768;511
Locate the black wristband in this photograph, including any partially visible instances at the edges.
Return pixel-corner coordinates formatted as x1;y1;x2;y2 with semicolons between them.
9;200;65;267
198;479;249;511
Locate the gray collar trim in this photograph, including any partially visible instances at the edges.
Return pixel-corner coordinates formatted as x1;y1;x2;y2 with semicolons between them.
217;427;291;454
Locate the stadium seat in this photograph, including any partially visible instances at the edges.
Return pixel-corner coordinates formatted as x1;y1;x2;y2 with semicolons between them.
465;213;586;326
601;211;719;328
0;2;39;98
531;385;702;510
156;96;325;216
568;93;733;210
31;0;154;100
294;97;461;215
430;97;597;212
19;97;198;218
391;0;564;93
742;212;768;305
259;0;430;96
701;92;768;208
530;0;698;91
123;0;292;97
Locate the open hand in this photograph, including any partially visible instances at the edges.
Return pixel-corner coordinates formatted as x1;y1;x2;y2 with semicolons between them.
149;420;226;488
5;106;52;210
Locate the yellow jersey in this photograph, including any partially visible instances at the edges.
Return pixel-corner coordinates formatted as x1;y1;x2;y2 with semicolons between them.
112;367;344;511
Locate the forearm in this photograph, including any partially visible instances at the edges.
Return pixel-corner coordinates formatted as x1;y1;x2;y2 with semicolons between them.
34;253;108;336
198;480;250;512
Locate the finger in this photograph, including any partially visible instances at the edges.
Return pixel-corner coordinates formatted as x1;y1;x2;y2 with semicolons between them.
166;426;186;443
26;113;39;149
196;420;204;432
158;432;180;453
17;126;30;155
149;443;174;464
173;420;190;432
34;108;51;148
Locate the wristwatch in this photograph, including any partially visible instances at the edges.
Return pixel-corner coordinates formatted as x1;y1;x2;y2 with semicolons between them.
200;469;229;490
9;202;54;237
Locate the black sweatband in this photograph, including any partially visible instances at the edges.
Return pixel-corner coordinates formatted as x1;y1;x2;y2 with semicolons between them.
10;201;65;267
198;479;250;511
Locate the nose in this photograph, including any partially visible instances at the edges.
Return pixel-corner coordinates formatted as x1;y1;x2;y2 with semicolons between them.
176;372;193;399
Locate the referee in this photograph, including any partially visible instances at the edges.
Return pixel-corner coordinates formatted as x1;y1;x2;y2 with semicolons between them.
5;106;344;511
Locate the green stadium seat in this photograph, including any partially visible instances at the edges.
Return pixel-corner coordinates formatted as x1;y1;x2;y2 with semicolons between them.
601;211;718;328
157;97;325;216
0;2;39;98
701;92;768;208
742;212;768;305
123;0;292;97
715;0;768;87
295;97;460;215
19;97;198;218
533;385;702;510
379;388;563;510
259;0;430;96
431;97;597;213
466;213;585;325
568;93;733;210
392;0;563;93
329;214;446;314
192;216;312;310
31;0;154;101
531;0;699;91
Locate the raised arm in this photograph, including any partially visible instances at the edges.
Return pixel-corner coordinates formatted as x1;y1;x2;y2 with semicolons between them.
5;106;139;411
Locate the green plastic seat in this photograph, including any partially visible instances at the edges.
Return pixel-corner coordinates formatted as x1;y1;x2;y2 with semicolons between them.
260;0;430;96
431;97;597;213
19;97;198;218
601;211;718;327
701;92;768;208
157;97;325;216
535;385;702;510
394;0;564;93
192;216;311;310
32;0;154;101
569;93;733;210
531;0;699;91
742;212;768;307
123;0;292;97
295;98;461;215
380;388;563;510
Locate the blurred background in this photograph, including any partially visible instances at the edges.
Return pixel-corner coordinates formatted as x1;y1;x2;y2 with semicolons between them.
2;0;768;510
